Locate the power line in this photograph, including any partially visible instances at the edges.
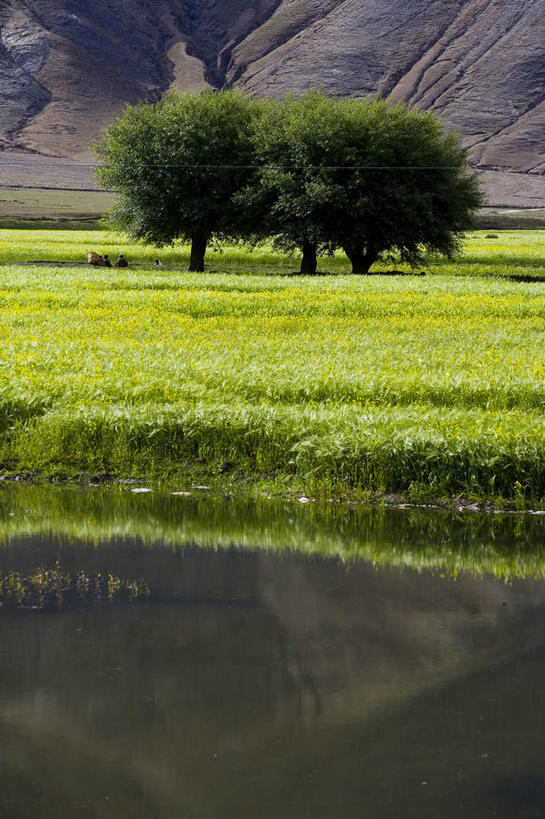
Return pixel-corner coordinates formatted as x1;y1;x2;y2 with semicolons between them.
0;161;482;171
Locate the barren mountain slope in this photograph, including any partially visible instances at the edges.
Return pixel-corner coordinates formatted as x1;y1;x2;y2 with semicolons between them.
0;0;544;201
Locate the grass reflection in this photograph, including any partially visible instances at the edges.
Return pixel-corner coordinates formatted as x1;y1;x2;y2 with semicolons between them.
1;485;545;580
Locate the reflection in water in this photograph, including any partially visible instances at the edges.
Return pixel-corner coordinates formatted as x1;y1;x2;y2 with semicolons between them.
2;484;545;578
1;486;545;817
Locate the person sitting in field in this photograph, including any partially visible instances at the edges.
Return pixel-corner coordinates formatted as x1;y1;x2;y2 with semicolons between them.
153;258;162;267
103;254;112;268
115;253;128;268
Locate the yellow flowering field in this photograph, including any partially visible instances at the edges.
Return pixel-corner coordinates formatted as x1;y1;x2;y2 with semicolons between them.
1;227;544;276
1;229;545;502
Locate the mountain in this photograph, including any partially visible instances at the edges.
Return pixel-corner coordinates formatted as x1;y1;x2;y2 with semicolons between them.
1;0;544;205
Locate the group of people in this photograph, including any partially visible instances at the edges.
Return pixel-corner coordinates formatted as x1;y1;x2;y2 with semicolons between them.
107;253;128;268
88;252;128;268
88;252;163;268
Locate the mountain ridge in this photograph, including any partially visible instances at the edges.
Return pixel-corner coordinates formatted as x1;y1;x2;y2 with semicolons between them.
1;0;544;205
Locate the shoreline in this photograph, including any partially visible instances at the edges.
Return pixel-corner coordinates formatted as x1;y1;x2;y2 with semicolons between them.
1;469;543;515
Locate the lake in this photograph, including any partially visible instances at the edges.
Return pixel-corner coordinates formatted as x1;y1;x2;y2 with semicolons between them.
1;485;545;818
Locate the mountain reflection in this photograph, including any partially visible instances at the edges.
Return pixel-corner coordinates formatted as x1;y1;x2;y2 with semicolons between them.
1;487;545;817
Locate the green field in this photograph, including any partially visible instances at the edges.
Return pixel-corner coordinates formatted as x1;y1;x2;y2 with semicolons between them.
1;229;545;504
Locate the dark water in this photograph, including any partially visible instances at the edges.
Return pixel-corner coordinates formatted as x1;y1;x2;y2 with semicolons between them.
2;487;545;818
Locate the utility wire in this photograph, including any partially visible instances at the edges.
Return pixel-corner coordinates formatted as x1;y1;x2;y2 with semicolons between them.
0;161;483;171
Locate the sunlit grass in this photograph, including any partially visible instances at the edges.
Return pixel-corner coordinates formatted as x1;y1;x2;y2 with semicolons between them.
1;229;545;501
1;228;545;277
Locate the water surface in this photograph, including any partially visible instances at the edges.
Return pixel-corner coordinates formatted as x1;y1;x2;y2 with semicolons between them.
1;486;545;818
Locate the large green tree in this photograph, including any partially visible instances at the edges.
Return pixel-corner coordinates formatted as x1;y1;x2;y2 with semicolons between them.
248;91;482;274
96;89;257;272
326;98;483;273
245;91;345;274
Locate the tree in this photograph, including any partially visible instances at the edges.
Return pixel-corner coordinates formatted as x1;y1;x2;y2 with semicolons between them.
95;90;257;272
246;91;345;274
96;89;481;275
325;98;483;273
248;91;482;274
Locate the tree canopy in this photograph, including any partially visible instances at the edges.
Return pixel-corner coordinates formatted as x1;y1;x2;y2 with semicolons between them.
241;91;346;273
96;89;256;271
248;91;482;273
96;88;482;273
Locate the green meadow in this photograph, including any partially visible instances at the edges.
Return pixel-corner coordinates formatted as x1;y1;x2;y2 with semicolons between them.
1;229;545;504
1;227;545;276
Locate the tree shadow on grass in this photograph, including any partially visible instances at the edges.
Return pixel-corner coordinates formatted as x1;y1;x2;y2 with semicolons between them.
287;269;427;277
505;273;545;283
455;256;545;269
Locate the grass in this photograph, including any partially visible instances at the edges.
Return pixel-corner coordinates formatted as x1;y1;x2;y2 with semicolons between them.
0;228;304;270
474;210;545;230
1;229;545;503
0;219;106;231
1;227;545;277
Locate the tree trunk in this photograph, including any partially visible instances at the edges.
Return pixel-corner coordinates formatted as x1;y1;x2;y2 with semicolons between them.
344;243;377;275
299;241;317;275
188;231;210;272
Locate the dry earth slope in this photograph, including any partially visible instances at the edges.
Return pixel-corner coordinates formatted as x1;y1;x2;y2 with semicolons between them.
1;0;544;205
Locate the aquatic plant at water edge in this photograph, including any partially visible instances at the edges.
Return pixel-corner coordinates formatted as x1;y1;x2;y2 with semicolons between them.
0;562;150;611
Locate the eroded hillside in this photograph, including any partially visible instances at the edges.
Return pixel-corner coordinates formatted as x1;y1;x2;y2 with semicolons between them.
0;0;544;195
